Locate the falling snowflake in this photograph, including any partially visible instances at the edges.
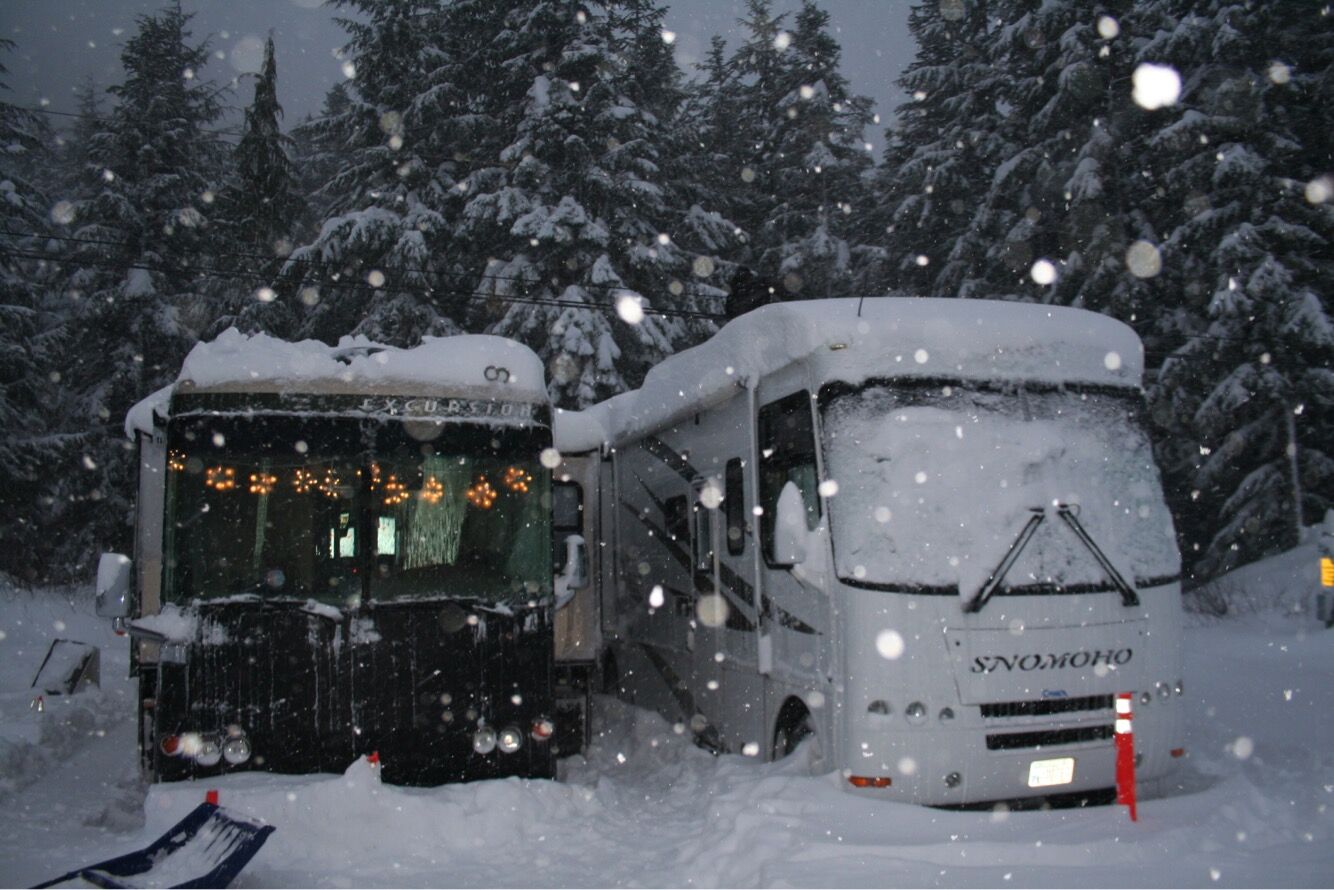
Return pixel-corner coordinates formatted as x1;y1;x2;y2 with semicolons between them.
1132;63;1180;110
876;629;905;660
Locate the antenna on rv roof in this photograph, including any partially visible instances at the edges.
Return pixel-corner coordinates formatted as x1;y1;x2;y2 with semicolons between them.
857;296;865;317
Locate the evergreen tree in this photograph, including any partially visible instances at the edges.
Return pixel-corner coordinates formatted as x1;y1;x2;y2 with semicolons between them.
464;0;732;406
0;40;81;582
717;0;875;300
467;1;669;406
292;80;352;225
1152;0;1333;577
871;0;1002;296
213;35;304;337
50;4;225;573
284;0;473;347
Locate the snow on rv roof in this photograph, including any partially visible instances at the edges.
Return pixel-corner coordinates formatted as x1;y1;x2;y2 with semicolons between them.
126;328;547;438
565;297;1143;451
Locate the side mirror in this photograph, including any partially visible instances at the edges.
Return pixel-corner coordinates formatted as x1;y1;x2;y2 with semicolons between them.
95;552;133;619
772;481;808;566
554;534;588;609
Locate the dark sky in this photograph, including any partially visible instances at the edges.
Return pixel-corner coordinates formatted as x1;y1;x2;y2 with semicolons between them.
3;0;914;150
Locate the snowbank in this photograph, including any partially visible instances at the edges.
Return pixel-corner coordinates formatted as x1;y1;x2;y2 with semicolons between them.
2;547;1330;887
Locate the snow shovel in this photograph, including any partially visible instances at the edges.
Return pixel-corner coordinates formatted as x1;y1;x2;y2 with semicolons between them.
32;802;275;889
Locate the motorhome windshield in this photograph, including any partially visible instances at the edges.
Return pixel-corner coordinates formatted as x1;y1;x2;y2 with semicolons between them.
820;381;1179;597
162;414;551;606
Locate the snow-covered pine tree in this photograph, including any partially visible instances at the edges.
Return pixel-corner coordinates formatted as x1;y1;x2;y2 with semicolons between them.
871;0;1002;297
596;0;736;349
0;40;83;583
465;0;727;406
943;1;1103;304
212;35;305;338
1152;0;1333;578
763;1;876;300
284;0;472;347
720;0;875;301
50;4;225;572
291;81;352;226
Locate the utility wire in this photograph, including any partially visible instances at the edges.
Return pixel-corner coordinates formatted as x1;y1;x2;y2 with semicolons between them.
3;229;1304;344
19;104;245;139
0;226;730;302
0;246;729;323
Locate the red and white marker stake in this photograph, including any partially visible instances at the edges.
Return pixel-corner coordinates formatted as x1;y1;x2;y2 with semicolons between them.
1115;692;1137;822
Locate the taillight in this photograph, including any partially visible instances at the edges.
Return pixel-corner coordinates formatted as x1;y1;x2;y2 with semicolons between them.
848;776;892;788
160;734;181;756
531;717;555;741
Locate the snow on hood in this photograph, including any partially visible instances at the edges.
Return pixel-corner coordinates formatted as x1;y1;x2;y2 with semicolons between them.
126;329;548;437
566;297;1144;450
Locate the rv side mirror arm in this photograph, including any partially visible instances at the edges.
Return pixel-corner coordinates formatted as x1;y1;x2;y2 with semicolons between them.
555;534;588;609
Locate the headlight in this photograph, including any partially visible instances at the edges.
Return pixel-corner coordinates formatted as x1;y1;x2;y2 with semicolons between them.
905;702;927;725
1140;691;1152;706
531;717;555;741
195;736;222;767
1174;679;1184;696
473;727;497;754
1158;682;1171;700
222;735;252;765
498;727;523;754
867;700;891;716
938;707;955;722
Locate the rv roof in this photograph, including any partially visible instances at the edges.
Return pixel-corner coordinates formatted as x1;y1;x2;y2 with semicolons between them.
125;328;547;438
562;297;1144;452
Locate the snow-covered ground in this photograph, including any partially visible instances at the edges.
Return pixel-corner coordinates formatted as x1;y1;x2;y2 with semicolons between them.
2;545;1330;888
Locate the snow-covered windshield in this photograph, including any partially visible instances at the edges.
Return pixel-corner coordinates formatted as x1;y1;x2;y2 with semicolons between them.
820;382;1179;598
163;416;550;606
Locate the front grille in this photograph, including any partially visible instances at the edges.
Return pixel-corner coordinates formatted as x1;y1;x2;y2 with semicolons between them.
985;725;1113;751
980;694;1113;719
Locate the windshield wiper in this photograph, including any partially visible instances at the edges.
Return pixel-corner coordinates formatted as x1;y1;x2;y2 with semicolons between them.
1055;505;1140;607
964;508;1046;614
963;505;1141;613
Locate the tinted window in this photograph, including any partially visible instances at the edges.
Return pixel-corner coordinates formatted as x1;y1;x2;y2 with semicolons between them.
758;391;821;564
725;458;745;556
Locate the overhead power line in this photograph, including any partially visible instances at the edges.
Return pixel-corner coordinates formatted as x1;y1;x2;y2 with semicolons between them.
18;104;244;140
0;227;727;302
0;243;728;323
3;229;1302;351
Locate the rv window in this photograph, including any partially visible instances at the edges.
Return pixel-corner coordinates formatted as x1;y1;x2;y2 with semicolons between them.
758;391;820;565
725;458;745;556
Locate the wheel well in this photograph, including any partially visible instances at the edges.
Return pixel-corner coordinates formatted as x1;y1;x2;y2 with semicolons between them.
772;696;811;755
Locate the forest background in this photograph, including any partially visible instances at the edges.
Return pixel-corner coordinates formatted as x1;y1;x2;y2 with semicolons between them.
0;0;1330;597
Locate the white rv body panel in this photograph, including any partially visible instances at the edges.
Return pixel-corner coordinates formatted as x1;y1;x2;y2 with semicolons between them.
563;297;1185;805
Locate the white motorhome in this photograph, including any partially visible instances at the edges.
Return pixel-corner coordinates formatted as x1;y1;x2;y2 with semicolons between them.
556;297;1185;805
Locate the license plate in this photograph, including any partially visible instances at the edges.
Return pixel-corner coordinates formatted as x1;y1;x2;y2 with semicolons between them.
1027;757;1075;788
